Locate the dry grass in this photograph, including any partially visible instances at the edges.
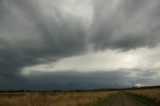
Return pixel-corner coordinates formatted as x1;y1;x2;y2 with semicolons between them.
0;91;115;106
127;88;160;101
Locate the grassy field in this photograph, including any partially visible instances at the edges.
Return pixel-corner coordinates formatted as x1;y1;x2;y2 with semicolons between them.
0;91;115;106
127;88;160;105
128;88;160;101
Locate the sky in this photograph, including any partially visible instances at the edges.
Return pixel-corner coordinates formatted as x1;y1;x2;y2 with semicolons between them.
0;0;160;90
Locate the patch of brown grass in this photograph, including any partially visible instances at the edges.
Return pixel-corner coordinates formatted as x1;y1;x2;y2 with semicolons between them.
127;88;160;101
0;91;115;106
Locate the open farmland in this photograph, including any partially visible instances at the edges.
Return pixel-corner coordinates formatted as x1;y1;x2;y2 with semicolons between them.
0;88;160;106
127;88;160;105
128;88;160;101
0;91;115;106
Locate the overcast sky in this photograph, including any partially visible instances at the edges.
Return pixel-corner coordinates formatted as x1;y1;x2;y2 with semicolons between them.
0;0;160;90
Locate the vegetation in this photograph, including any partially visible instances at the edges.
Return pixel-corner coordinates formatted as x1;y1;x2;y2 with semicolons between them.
127;88;160;106
128;93;160;106
0;91;115;106
92;94;115;106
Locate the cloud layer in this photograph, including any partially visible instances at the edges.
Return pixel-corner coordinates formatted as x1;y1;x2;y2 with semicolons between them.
91;0;160;50
0;0;160;89
1;69;159;90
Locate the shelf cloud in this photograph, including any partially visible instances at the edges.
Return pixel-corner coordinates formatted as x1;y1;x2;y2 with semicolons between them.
0;0;160;90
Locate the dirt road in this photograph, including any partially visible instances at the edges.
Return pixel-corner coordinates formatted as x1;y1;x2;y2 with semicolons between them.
109;92;144;106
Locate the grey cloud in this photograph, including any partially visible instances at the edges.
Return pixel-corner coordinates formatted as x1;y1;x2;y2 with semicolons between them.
0;70;137;90
0;0;87;78
91;0;160;50
0;0;160;89
0;69;159;90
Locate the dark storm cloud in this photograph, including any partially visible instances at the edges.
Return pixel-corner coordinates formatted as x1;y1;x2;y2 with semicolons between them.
24;71;132;90
91;0;160;50
0;70;139;90
1;71;127;90
0;0;87;78
0;0;160;89
1;69;159;90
